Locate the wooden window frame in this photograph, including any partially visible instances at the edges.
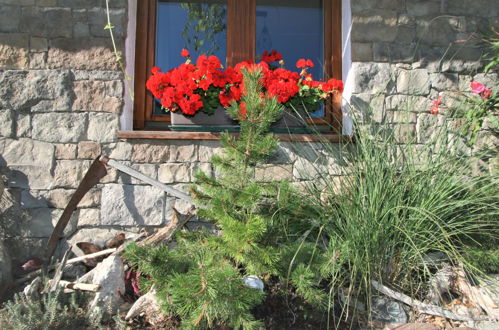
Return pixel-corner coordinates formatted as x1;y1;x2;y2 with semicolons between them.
133;0;342;132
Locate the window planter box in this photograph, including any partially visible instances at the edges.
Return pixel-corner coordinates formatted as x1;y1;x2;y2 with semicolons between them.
170;107;312;133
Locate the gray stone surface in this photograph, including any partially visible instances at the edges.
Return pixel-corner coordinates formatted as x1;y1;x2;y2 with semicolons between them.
87;255;125;319
0;138;54;168
20;7;72;38
352;10;398;43
350;62;396;94
48;38;118;71
0;110;14;137
158;163;191;183
101;184;167;226
131;142;170;163
0;33;29;69
0;5;20;33
52;160;92;188
33;113;87;143
0;70;73;111
87;112;119;143
397;69;430;95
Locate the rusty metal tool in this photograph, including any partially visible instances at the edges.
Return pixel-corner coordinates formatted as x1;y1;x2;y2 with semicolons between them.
45;157;108;261
46;155;195;262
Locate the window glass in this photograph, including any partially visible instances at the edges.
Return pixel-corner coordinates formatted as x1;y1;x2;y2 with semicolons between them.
156;0;227;69
155;0;227;115
256;0;324;116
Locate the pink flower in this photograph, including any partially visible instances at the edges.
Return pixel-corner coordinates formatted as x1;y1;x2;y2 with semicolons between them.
482;89;493;99
471;81;486;95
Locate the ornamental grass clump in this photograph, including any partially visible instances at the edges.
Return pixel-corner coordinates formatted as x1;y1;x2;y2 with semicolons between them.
296;106;498;326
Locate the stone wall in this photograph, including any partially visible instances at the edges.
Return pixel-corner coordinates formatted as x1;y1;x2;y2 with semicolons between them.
347;0;498;162
0;0;497;267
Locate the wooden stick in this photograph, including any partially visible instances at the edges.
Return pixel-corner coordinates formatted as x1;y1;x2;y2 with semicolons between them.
371;280;488;322
140;208;192;246
47;247;71;293
59;280;101;292
15;248;117;285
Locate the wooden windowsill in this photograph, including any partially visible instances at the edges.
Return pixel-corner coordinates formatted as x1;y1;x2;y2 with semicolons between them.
117;130;348;143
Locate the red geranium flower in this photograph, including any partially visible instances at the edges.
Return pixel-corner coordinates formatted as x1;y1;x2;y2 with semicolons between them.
181;49;190;57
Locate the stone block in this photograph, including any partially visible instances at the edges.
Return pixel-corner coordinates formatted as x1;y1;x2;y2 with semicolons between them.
16;208;77;238
394;124;416;143
48;38;118;71
168;141;198;162
191;162;212;178
4;165;53;190
88;8;126;38
349;62;396;94
33;113;87;143
385;95;428;112
30;37;48;52
416;113;445;144
76;208;100;227
416;17;461;47
87;113;119;143
0;0;35;4
446;0;498;18
392;110;417;123
131;142;170;163
397;69;430;95
77;141;101;159
158;164;191;183
55;143;77;160
16;113;31;137
352;10;398;43
198;140;222;162
407;2;441;16
0;138;54;168
429;73;459;91
0;110;14;137
53;160;92;189
20;190;48;209
0;33;29;69
73;80;122;112
73;23;90;38
36;0;57;6
351;42;373;62
106;80;123;98
472;73;497;89
57;0;101;8
268;142;297;164
255;165;293;182
118;163;157;185
373;43;417;63
0;5;20;33
29;52;47;69
0;70;73;111
106;142;132;160
100;184;167;226
72;70;122;81
20;7;72;38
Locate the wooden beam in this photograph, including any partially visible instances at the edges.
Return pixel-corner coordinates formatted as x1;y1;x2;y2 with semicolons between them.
227;0;256;66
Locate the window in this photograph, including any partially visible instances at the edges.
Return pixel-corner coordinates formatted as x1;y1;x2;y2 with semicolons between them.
133;0;342;132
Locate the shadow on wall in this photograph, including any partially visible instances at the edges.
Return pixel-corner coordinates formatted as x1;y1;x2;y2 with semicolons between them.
0;3;126;71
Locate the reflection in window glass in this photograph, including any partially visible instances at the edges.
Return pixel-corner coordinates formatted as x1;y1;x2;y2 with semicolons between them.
155;0;227;115
156;0;227;69
256;0;324;116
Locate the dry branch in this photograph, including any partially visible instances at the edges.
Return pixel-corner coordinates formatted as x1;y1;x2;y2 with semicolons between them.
58;280;101;292
371;280;489;322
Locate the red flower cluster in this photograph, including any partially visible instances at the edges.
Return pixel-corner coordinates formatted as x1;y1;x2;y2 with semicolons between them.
296;59;314;68
146;52;225;115
261;50;283;63
146;50;344;116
